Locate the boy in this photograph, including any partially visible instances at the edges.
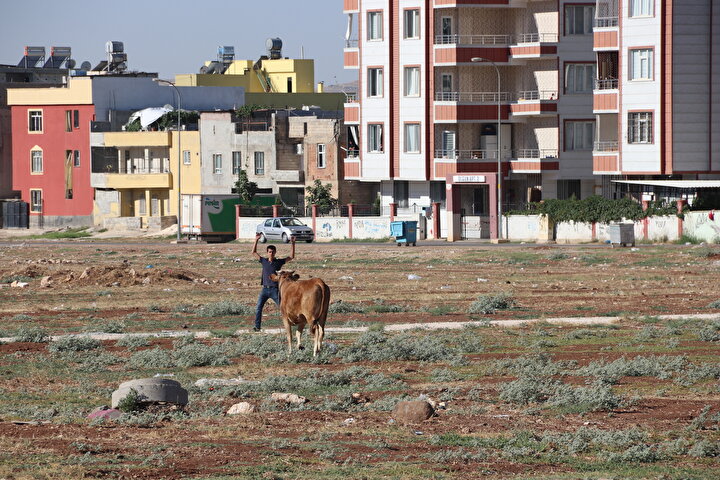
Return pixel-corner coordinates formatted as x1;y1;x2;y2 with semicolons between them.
251;233;295;331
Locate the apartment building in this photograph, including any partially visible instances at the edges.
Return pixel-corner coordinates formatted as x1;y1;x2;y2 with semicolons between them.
593;0;720;197
343;0;601;239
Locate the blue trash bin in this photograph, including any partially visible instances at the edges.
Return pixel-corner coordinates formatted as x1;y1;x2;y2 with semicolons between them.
390;221;417;246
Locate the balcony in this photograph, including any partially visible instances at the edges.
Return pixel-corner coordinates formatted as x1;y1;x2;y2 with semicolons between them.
433;150;500;179
434;35;510;65
435;91;514;102
343;39;359;69
344;155;360;179
91;171;173;190
593;82;618;113
510;90;558;118
343;0;358;13
344;103;359;124
509;149;559;173
434;0;519;7
510;33;558;59
593;141;618;152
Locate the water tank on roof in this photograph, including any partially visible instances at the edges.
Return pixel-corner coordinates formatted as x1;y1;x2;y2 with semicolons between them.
266;38;283;59
106;41;124;54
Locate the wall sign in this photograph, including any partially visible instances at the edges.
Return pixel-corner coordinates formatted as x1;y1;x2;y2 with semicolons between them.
453;175;486;183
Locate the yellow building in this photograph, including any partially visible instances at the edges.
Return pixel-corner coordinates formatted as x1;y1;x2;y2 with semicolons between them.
176;58;315;94
92;130;202;228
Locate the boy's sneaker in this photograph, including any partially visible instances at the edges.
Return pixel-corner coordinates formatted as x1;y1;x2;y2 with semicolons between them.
252;327;261;332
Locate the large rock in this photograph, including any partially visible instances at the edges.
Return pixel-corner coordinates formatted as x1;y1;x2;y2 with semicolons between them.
111;378;188;409
227;402;255;415
392;400;435;425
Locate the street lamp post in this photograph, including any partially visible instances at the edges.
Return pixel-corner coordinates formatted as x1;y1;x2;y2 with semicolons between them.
153;78;182;242
471;57;502;240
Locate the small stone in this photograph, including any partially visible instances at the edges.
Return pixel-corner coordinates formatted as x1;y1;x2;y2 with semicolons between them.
40;276;52;288
391;400;435;425
227;402;255;415
87;406;123;420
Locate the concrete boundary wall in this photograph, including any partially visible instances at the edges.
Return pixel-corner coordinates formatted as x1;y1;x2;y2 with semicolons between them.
236;216;418;241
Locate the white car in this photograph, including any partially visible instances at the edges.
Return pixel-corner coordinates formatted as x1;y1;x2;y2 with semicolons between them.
256;217;315;243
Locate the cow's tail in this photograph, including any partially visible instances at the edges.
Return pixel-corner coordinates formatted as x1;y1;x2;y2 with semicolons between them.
311;282;330;334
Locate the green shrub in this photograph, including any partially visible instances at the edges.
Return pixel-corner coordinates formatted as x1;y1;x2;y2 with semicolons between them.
49;336;101;353
366;299;410;313
499;377;622;412
11;314;32;321
468;293;515;315
328;301;367;314
339;330;463;364
564;328;608;340
197;301;253;317
688;440;720;458
707;300;720;309
86;319;126;334
14;326;50;343
116;336;151;351
129;347;174;369
430;368;461;383
173;343;229;368
697;321;720;342
578;355;688;383
603;444;665;463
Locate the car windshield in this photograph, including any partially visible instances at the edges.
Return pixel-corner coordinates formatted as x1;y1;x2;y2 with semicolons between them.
281;218;304;226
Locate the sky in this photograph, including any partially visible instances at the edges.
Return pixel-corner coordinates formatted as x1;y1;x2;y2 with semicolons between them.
0;0;356;86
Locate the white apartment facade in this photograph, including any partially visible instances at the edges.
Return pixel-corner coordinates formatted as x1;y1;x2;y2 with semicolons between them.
343;0;601;239
593;0;720;190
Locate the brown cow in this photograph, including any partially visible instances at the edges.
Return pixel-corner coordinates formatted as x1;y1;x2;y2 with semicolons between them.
270;271;330;356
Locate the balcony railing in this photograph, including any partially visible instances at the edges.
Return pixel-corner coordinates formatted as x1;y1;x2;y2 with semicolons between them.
435;91;514;102
435;149;498;160
344;92;358;102
345;39;358;48
514;149;558;159
346;149;359;158
594;78;618;90
514;33;559;43
516;90;558;101
117;165;170;174
593;141;618;152
435;90;557;102
435;34;512;45
594;16;618;27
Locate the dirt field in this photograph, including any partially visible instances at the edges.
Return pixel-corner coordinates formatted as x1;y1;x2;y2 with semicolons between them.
0;238;719;479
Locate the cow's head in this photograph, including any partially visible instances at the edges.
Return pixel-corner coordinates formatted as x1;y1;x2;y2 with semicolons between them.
270;271;300;283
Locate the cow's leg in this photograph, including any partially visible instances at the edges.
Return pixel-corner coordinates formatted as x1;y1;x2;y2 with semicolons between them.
283;319;293;355
295;315;306;350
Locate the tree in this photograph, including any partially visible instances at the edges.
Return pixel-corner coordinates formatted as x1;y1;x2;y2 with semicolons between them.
235;169;258;204
305;180;337;214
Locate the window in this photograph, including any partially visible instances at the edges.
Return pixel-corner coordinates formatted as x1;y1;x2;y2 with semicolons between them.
31;149;43;173
441;17;453;37
628;112;653;144
564;121;595;151
138;195;146;216
317;144;326;168
630;0;653;17
213;153;222;174
565;64;596;94
65;110;72;132
630;49;653;80
565;5;594;35
74;150;80;167
368;124;383;152
404;123;421;153
232;151;241;174
441;130;456;156
368;68;383;97
393;181;409;208
254;152;265;175
430;181;446;208
183;150;191;165
557;180;582;200
73;110;79;129
367;11;383;40
441;73;453;93
404;9;420;39
404;66;420;97
30;190;42;213
28;110;42;132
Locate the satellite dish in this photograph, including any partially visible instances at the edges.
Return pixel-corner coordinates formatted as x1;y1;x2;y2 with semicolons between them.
66;59;76;69
80;61;92;70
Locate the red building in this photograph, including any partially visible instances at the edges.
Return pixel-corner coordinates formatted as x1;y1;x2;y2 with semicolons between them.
9;83;95;227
